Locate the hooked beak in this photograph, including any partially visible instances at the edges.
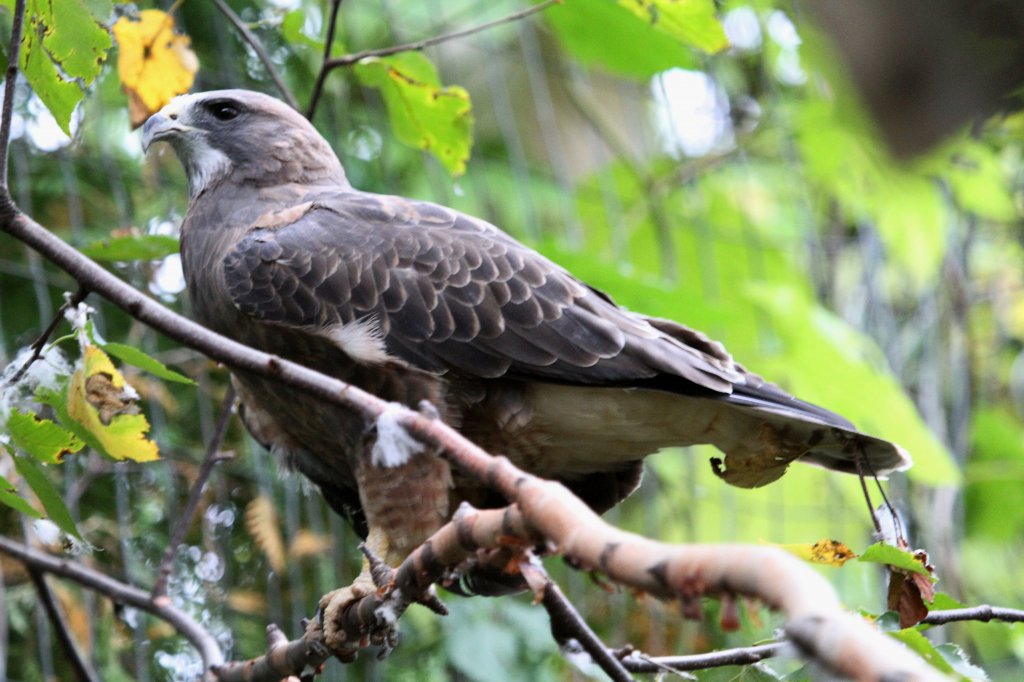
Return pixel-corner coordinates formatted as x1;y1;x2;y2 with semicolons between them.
141;97;194;152
141;113;185;152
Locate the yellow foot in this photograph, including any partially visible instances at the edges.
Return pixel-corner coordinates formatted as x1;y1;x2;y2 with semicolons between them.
319;573;396;659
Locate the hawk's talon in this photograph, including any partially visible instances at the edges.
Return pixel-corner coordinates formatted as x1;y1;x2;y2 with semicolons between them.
415;586;449;616
318;573;400;660
358;542;394;589
319;574;377;653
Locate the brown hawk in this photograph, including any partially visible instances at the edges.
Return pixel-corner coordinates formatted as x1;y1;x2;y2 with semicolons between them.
141;89;909;639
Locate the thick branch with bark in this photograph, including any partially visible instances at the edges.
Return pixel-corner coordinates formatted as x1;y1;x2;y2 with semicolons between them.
218;488;945;682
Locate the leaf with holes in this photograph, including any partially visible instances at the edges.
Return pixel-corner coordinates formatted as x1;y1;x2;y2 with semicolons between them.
779;538;858;567
355;52;473;176
1;0;113;134
66;344;159;462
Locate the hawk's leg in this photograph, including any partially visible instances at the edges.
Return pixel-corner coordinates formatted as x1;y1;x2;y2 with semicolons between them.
320;446;452;656
318;526;394;655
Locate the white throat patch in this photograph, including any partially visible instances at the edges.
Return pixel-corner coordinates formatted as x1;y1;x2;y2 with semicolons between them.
183;140;232;198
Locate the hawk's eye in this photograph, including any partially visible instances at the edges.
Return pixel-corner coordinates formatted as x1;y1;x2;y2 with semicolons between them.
208;102;240;121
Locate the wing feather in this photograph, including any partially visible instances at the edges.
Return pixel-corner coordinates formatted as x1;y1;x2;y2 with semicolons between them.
223;189;743;394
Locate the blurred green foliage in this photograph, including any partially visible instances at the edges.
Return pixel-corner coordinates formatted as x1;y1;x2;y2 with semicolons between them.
1;0;1023;680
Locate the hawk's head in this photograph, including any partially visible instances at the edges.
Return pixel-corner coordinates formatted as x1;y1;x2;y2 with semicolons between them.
141;89;348;197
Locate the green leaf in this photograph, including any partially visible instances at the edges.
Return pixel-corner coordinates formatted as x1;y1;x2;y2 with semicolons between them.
929;592;966;611
36;386;105;459
944;140;1017;222
616;0;728;53
3;0;113;134
6;409;84;463
355;52;474;176
857;542;932;577
12;454;80;539
874;611;903;632
543;0;700;78
19;24;81;134
281;9;326;53
78;234;179;261
444;600;532;681
0;471;43;518
795;99;948;290
964;407;1024;540
935;643;990;680
100;342;194;385
887;628;956;675
32;0;111;82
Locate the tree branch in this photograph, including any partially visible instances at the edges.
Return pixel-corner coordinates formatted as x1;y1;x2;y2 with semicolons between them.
28;568;100;682
3;285;88;387
0;0;26;188
615;642;787;673
922;605;1024;625
220;491;945;681
520;553;634;682
0;535;224;680
305;0;343;120
211;0;298;110
151;383;236;599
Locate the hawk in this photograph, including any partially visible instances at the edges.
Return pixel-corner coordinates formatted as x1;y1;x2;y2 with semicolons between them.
142;90;908;639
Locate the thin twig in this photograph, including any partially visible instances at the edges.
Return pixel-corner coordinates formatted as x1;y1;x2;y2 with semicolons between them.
28;569;100;682
854;458;883;535
4;286;88;387
0;0;27;188
0;535;224;679
151;384;236;599
305;0;343;120
211;0;298;110
922;605;1024;625
615;642;786;673
523;553;634;682
307;0;560;118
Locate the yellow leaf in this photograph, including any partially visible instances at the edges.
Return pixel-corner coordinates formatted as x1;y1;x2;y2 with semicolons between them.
112;9;198;127
245;496;286;573
289;529;333;559
228;589;268;615
52;583;93;654
779;538;858;567
66;345;159;462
